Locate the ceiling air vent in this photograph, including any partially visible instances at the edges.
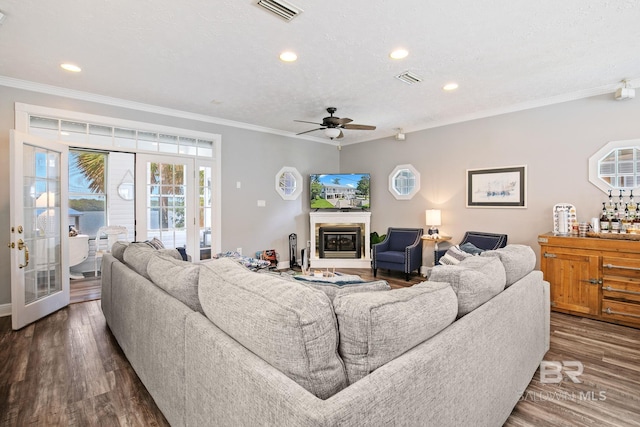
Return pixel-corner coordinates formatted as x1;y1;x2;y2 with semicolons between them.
256;0;303;21
395;71;423;85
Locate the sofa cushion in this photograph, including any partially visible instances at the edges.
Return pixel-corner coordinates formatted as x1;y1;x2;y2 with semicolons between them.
439;245;474;265
481;244;536;287
198;258;347;399
300;280;391;302
147;254;203;313
429;256;506;316
332;281;457;384
123;242;182;279
111;241;129;263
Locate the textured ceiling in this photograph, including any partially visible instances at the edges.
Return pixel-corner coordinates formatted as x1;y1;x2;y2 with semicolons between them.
0;0;639;145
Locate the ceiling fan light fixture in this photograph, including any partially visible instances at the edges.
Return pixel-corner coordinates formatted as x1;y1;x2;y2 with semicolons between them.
279;51;297;62
389;49;409;60
324;128;341;139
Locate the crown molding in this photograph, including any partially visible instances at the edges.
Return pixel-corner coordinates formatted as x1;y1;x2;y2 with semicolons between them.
0;75;330;144
3;75;637;148
342;77;640;146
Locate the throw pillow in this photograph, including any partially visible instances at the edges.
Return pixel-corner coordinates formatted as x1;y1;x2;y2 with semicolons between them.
459;242;484;255
481;244;536;287
123;243;182;279
429;256;506;317
145;236;165;250
147;254;203;313
198;258;347;400
439;245;473;265
333;281;458;385
111;241;129;263
300;280;391;302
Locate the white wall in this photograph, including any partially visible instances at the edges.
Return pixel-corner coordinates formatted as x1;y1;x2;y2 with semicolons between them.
340;93;640;266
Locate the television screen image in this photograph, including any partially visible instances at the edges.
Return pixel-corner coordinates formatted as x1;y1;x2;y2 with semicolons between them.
310;173;370;210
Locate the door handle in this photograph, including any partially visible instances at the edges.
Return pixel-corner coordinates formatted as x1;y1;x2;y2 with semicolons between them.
17;239;29;269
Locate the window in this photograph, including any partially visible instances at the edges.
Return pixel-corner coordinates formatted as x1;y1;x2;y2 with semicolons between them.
275;166;303;200
589;139;640;193
388;164;420;200
68;150;107;238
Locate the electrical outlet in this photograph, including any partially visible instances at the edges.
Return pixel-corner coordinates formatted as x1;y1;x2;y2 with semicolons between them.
257;200;266;207
236;247;242;255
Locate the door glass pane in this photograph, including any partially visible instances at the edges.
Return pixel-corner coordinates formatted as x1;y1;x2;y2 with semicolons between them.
24;144;62;304
146;161;188;249
199;165;212;260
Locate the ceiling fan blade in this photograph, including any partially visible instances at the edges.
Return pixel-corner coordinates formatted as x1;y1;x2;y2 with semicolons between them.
343;124;376;130
296;127;325;136
336;117;353;125
337;130;344;139
294;120;323;125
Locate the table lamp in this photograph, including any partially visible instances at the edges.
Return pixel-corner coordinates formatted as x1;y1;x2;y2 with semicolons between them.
426;209;441;236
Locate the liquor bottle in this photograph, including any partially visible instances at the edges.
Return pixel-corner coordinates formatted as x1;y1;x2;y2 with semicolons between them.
600;202;610;233
611;206;620;233
621;206;631;233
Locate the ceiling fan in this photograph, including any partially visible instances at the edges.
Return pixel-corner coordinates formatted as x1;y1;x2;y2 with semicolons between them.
295;107;376;139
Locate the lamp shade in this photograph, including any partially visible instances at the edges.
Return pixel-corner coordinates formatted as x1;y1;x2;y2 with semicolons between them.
425;209;441;226
324;128;341;139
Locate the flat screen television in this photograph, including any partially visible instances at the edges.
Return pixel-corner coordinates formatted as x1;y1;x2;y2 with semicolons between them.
310;173;370;210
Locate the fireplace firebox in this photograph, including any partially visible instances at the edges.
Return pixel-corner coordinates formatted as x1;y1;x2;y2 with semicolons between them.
319;226;362;259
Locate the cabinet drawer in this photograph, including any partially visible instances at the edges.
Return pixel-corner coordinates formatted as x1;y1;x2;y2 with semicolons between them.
601;300;640;326
602;277;640;303
602;256;640;279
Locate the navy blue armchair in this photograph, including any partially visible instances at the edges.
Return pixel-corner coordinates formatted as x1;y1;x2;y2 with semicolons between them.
435;231;507;264
372;227;423;281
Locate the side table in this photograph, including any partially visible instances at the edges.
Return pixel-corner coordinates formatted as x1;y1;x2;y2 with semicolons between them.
421;235;452;269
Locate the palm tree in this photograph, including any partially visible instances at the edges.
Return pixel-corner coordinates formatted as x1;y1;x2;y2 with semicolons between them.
74;152;105;193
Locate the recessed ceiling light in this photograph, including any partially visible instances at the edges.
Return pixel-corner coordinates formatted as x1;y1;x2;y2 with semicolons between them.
389;49;409;60
60;63;82;72
279;51;297;62
443;82;459;91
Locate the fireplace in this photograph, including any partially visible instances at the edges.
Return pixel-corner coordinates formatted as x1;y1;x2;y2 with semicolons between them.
319;226;362;259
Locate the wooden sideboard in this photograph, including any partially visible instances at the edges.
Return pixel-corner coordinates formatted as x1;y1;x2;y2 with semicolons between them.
538;232;640;329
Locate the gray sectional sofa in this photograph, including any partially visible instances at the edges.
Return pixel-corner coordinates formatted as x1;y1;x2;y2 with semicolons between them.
101;242;550;426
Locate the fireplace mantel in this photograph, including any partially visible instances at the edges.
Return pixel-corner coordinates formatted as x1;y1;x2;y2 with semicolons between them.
309;211;371;268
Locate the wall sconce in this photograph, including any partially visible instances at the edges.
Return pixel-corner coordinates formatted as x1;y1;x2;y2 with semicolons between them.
394;128;406;141
425;209;441;236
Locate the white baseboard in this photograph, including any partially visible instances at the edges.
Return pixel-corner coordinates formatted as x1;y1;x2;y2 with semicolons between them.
0;303;12;318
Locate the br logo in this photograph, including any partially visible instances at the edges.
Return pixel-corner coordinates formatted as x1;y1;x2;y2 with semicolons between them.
539;361;583;384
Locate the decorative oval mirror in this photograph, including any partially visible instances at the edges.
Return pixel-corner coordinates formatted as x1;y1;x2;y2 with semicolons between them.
118;170;135;201
118;182;134;200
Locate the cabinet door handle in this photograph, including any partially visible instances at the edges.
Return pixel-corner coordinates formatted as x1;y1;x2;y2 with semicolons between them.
603;263;640;271
603;307;640;319
602;285;640;296
580;278;602;285
543;253;556;258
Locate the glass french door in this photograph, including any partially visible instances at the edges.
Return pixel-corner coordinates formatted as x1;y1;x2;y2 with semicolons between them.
9;130;69;330
135;154;200;259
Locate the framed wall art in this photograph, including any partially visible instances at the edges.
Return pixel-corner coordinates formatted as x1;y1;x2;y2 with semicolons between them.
466;165;527;208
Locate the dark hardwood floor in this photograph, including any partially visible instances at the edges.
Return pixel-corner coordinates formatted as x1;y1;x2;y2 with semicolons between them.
70;276;102;304
1;268;639;426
